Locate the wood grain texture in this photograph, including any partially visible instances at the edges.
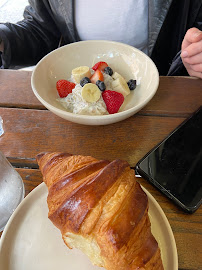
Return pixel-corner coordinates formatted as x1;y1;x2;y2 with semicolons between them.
0;107;186;167
141;76;202;116
0;70;43;109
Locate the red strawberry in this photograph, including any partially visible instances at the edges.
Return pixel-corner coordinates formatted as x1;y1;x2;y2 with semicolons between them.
92;61;108;71
102;90;124;114
56;80;76;98
90;69;104;84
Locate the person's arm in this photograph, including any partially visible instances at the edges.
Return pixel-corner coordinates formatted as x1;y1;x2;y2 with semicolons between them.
0;0;61;68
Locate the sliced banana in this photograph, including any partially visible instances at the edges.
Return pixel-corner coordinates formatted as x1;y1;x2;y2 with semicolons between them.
81;83;101;103
72;66;91;84
111;72;130;97
112;71;123;80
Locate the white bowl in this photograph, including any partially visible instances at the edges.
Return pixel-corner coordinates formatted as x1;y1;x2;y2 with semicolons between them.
31;40;159;125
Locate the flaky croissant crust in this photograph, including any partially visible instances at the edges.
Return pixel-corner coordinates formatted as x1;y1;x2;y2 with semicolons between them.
36;152;164;270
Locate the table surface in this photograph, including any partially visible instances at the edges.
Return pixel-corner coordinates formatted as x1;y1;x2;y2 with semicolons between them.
0;70;201;270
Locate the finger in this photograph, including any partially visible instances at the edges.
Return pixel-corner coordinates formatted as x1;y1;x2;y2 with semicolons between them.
182;28;202;51
189;63;202;73
181;39;202;58
182;51;202;65
182;60;202;79
187;69;202;79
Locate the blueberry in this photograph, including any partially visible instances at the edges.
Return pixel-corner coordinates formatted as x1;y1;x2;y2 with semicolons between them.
127;79;136;90
96;80;106;91
104;66;113;76
80;77;91;87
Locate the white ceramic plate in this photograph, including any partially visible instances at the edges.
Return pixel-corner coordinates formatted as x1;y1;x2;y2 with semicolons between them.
0;183;178;270
31;40;159;125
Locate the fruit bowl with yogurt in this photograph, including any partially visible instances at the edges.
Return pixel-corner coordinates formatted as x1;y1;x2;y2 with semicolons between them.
31;40;159;125
56;61;137;116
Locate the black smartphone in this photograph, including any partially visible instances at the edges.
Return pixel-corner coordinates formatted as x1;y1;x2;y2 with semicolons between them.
136;106;202;213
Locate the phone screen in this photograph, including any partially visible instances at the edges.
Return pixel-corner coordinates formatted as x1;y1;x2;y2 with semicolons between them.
136;107;202;213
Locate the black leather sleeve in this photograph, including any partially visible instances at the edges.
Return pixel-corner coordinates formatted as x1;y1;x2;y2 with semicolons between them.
0;0;61;68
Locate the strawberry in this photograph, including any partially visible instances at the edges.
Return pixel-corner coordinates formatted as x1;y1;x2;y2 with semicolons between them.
92;61;108;71
90;69;104;84
56;80;76;98
102;90;124;114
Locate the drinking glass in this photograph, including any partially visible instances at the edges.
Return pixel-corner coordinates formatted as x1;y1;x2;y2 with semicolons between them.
0;151;25;232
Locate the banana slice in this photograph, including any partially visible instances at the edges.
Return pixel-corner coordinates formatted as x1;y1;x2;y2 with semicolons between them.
72;66;91;84
81;83;101;103
112;71;123;80
111;72;130;97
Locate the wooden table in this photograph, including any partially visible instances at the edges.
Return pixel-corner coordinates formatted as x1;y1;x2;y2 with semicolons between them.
0;70;201;270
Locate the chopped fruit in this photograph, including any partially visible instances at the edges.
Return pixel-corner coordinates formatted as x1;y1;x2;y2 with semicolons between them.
111;72;130;97
127;79;137;90
80;77;91;87
56;80;76;98
96;80;106;91
102;90;124;114
72;66;91;84
104;66;113;76
81;83;101;103
92;61;108;71
56;61;139;116
90;69;104;84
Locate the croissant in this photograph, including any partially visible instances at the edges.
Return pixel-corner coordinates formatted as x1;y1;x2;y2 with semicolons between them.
36;152;164;270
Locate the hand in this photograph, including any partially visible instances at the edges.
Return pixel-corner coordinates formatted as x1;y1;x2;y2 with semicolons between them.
181;27;202;79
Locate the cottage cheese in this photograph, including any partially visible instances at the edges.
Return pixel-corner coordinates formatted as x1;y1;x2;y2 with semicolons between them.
58;71;114;115
59;84;108;115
